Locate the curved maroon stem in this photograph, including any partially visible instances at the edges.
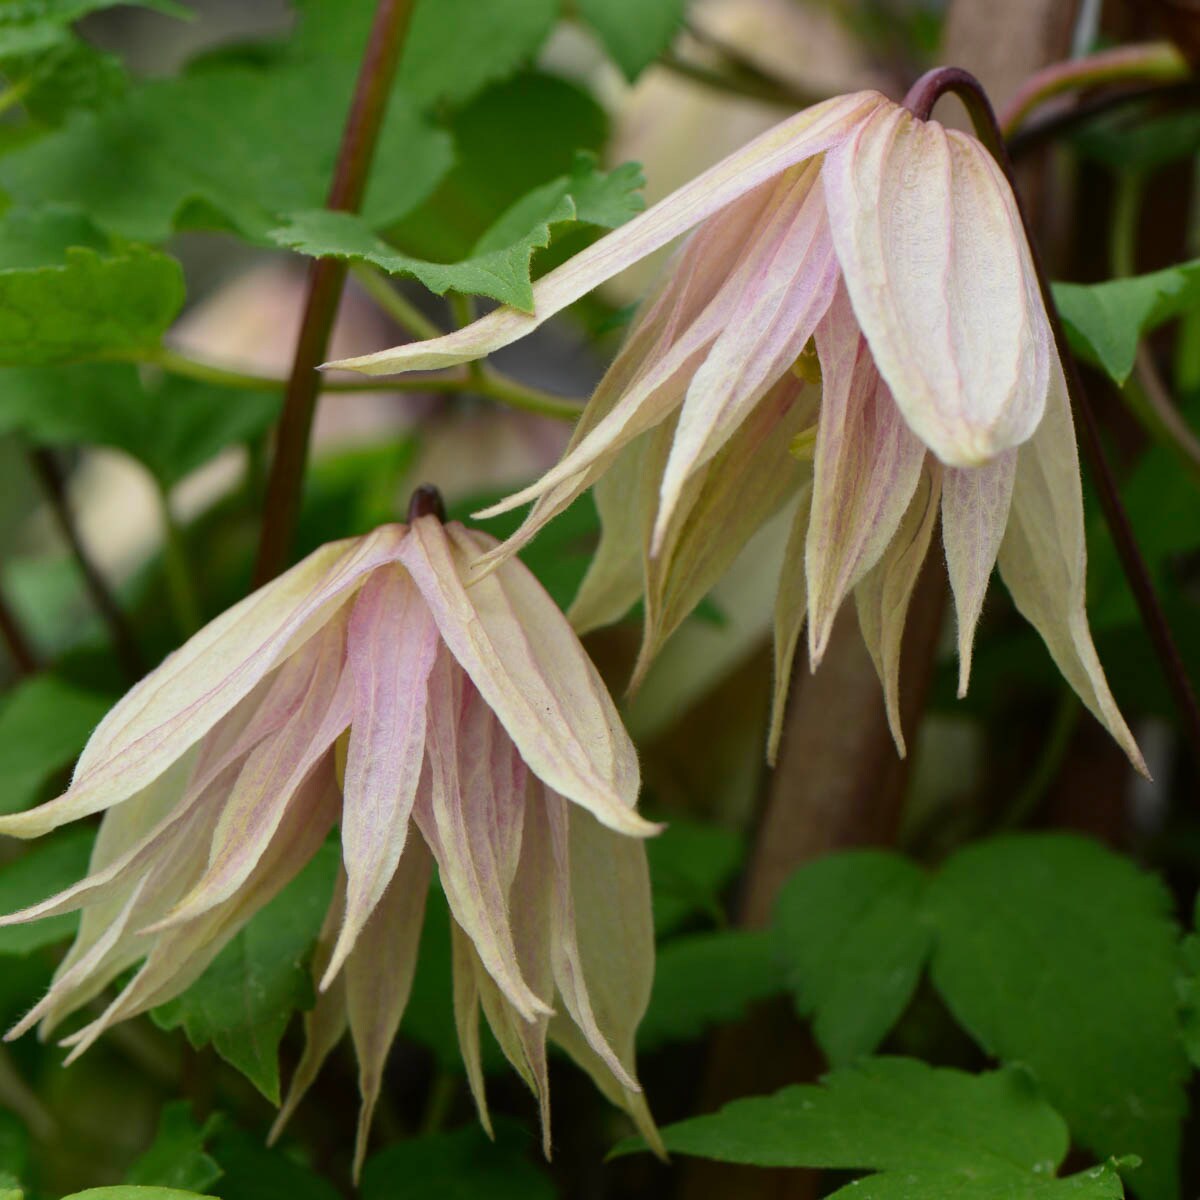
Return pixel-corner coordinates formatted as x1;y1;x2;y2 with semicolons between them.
253;0;417;587
906;65;1200;768
406;484;446;524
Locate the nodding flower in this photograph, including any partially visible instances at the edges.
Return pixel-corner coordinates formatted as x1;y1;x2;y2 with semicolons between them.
330;90;1144;774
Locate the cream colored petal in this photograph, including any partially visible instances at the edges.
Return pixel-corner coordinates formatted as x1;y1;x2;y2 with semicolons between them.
637;377;817;690
652;163;836;551
450;917;492;1137
769;483;814;765
0;529;403;839
399;520;656;837
806;288;925;665
942;450;1016;697
329;92;885;376
345;836;432;1179
854;465;942;755
324;567;439;985
996;364;1146;773
823;102;1051;467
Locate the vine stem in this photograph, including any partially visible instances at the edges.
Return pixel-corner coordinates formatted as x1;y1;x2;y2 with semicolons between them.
252;0;417;587
0;587;38;677
28;446;145;681
904;65;1200;768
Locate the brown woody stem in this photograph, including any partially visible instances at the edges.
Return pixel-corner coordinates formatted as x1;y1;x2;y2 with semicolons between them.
406;484;446;524
29;446;145;681
252;0;416;587
905;65;1200;767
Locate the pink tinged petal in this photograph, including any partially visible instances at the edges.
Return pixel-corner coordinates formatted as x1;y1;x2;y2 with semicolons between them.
638;376;818;690
329;92;887;376
59;760;341;1060
270;872;349;1144
996;365;1147;774
769;484;814;765
146;626;353;931
942;449;1017;697
546;805;663;1157
399;519;656;838
652;162;838;551
413;653;546;1021
822;102;1052;467
805;288;925;666
322;568;439;986
450;918;492;1136
345;836;433;1179
0;529;405;840
854;465;943;754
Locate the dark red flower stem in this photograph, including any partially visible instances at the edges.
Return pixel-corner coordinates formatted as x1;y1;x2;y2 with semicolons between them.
0;585;38;678
406;484;446;524
904;65;1200;768
29;446;145;682
252;0;417;588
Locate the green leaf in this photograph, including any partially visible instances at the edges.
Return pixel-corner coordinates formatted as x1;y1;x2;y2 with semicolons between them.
1072;108;1200;174
360;1121;554;1200
927;835;1186;1200
639;930;781;1050
272;153;643;311
1179;894;1200;1069
152;843;339;1103
0;1;186;59
643;816;746;936
773;850;933;1065
576;0;685;78
125;1103;223;1193
0;58;452;244
61;1191;218;1200
0;244;183;367
1052;261;1200;385
208;1125;340;1200
0;673;112;816
0;826;93;954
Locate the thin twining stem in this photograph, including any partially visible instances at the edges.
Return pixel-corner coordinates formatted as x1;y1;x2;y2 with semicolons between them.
28;445;146;681
904;64;1200;768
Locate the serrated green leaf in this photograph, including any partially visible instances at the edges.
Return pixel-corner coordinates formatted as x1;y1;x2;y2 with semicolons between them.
773;850;933;1065
271;154;644;311
576;0;685;78
361;1121;553;1200
927;835;1186;1200
1176;893;1200;1069
0;58;451;244
208;1125;339;1200
1053;261;1200;385
642;817;746;936
0;673;112;816
0;826;93;954
126;1103;222;1193
0;364;280;487
0;1;186;59
152;843;339;1103
639;930;781;1050
17;37;129;125
61;1190;217;1200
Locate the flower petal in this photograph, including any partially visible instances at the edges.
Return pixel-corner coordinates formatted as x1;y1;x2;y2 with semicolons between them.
329;92;885;376
0;529;403;839
399;519;656;838
450;917;492;1136
996;364;1146;773
805;287;925;665
769;483;814;765
942;450;1016;696
854;465;942;754
323;566;439;985
823;102;1051;466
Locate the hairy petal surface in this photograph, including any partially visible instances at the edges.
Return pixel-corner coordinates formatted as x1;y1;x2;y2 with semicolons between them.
823;101;1051;466
942;450;1017;696
996;366;1146;774
854;465;942;754
329;92;885;376
806;288;925;665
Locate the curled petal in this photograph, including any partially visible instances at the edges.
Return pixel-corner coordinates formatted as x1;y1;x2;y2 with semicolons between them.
823;102;1051;466
329;92;885;376
997;365;1146;774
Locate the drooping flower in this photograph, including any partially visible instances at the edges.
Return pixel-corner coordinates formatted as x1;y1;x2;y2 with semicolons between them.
329;90;1145;772
0;504;661;1173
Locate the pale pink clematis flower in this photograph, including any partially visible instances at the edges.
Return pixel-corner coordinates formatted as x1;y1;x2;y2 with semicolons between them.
0;505;661;1173
330;90;1144;772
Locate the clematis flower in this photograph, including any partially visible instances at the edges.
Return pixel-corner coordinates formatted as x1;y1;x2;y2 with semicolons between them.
0;502;661;1173
330;90;1144;772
